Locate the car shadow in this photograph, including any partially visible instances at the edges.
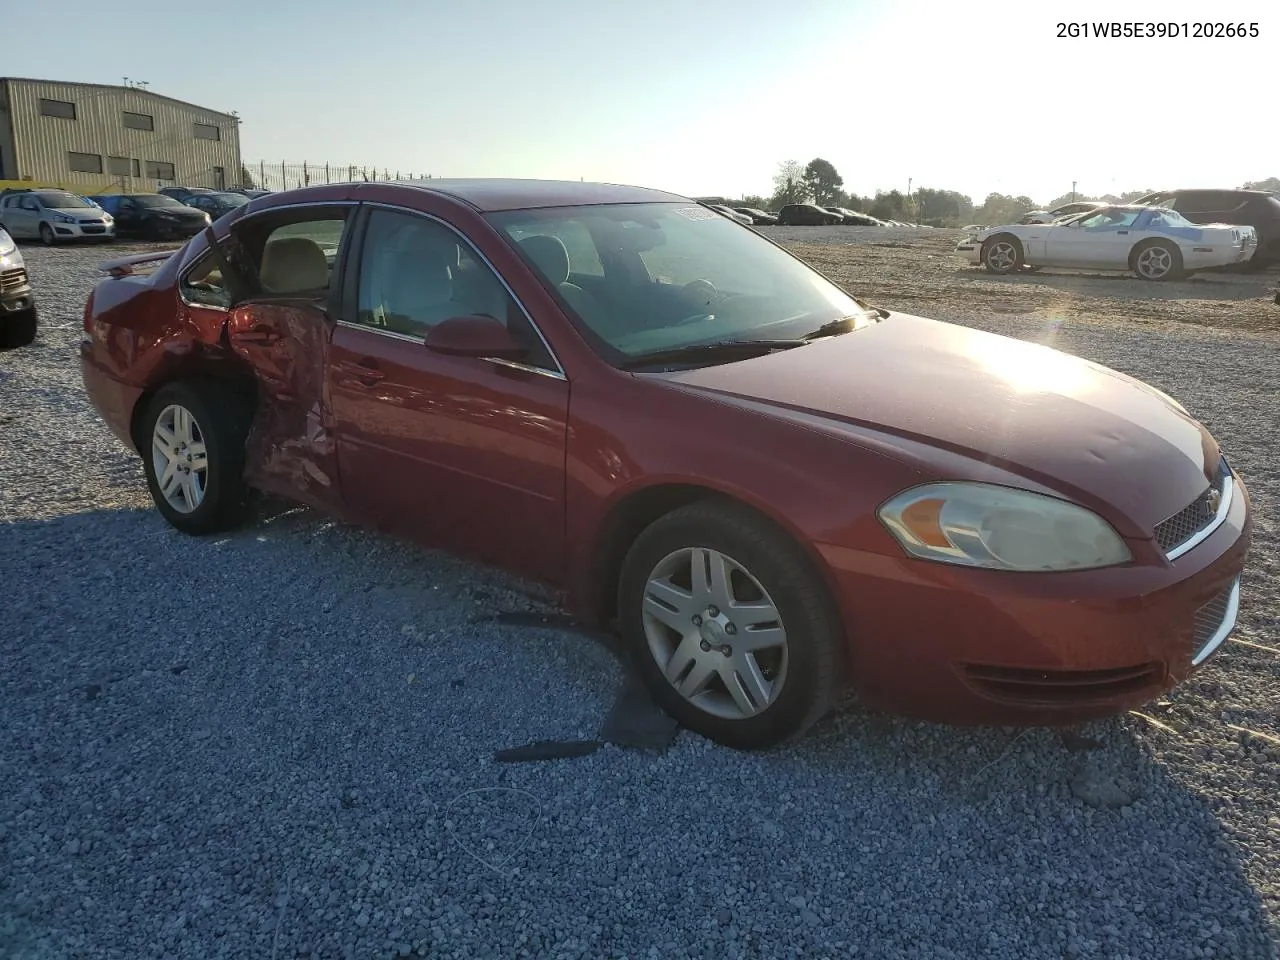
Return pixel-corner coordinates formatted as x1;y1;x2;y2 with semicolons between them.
960;265;1276;303
2;506;1276;957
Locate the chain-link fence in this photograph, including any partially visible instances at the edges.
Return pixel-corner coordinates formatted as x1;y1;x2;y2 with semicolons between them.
236;161;433;192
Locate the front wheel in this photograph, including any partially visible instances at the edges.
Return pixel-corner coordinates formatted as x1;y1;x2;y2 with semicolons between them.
140;381;253;535
982;234;1023;274
618;500;845;750
1131;240;1184;281
39;223;57;246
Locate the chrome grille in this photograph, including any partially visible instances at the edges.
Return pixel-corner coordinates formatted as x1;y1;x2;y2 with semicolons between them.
0;267;28;293
1191;577;1241;666
1154;458;1228;555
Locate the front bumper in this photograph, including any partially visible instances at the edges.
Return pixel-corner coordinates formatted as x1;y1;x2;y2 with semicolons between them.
46;218;115;241
954;239;983;264
0;263;36;316
818;473;1252;725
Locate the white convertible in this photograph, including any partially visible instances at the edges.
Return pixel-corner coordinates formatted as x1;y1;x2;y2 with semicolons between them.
955;204;1258;280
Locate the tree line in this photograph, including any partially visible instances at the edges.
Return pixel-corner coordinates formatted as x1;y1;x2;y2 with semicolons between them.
718;159;1275;228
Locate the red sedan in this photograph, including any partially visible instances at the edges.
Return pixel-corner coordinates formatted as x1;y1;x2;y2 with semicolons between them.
80;180;1251;748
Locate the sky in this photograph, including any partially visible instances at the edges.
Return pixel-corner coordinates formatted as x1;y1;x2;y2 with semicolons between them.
4;0;1275;205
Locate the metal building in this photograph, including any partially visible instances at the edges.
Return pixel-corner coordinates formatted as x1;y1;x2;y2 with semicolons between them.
0;77;242;192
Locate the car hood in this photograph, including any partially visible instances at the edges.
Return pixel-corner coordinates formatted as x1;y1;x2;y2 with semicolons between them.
653;313;1218;534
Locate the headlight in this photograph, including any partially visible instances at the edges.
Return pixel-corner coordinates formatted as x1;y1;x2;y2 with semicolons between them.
102;215;114;223
0;230;14;256
877;482;1131;572
53;213;76;223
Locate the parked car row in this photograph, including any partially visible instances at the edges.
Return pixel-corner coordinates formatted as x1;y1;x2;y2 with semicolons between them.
770;203;922;227
0;188;217;244
956;203;1258;280
0;184;273;246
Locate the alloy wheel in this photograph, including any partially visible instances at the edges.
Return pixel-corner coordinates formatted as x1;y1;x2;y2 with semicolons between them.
640;547;789;720
151;404;209;513
985;241;1017;272
1135;246;1173;279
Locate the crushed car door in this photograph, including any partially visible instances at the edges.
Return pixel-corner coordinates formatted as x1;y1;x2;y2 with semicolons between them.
220;207;355;515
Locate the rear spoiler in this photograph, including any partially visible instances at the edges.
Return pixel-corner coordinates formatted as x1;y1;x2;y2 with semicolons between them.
97;248;182;278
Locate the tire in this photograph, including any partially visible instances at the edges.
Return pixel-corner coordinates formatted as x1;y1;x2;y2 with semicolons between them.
0;308;37;350
38;223;57;246
617;499;845;750
981;234;1023;274
1130;239;1184;281
139;380;253;535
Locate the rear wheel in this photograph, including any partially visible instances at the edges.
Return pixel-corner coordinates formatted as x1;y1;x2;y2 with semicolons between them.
618;500;845;749
140;381;253;535
0;308;37;350
1130;239;1184;281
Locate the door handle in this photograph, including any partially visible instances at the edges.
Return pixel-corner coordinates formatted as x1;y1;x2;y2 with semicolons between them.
336;358;386;385
1117;230;1128;235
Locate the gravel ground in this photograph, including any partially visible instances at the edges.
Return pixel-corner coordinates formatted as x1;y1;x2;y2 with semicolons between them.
1;235;1278;960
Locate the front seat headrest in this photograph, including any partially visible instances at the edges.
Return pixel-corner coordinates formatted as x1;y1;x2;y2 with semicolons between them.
519;235;571;285
259;237;329;295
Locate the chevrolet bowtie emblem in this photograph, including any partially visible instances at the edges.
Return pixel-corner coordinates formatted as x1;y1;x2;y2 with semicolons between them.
1206;488;1222;514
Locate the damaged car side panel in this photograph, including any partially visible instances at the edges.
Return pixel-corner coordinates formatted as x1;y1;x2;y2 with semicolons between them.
226;300;345;514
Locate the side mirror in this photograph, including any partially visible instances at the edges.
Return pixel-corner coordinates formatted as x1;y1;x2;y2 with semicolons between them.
425;314;528;360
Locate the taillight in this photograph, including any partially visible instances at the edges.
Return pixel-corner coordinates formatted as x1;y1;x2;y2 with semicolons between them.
83;289;95;332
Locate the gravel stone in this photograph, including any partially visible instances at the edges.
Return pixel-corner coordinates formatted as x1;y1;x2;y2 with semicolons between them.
0;237;1277;959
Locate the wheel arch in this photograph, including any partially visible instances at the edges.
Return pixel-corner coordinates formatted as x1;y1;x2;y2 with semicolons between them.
128;355;257;455
583;479;844;631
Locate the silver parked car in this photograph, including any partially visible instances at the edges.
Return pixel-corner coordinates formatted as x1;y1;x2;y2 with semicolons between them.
0;189;115;245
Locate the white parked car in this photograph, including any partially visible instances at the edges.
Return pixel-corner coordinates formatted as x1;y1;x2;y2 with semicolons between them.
0;189;115;245
1019;200;1107;224
954;205;1258;280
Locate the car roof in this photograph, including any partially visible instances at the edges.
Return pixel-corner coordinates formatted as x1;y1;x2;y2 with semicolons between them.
390;178;689;212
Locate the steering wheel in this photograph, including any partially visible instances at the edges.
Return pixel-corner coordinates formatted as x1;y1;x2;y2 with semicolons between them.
674;278;719;325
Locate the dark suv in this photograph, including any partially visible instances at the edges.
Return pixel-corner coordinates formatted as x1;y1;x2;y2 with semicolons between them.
776;203;842;226
1134;189;1280;268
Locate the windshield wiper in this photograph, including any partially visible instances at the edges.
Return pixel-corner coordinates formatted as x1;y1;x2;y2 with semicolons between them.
802;308;886;341
619;338;807;370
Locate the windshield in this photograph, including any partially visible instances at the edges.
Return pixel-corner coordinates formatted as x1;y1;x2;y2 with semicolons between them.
133;195;189;208
489;202;874;363
209;192;249;208
34;191;93;209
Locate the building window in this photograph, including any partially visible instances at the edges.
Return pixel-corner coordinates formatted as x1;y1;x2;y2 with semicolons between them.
146;160;176;180
132;159;141;178
40;98;77;120
123;111;154;131
193;122;221;141
106;156;133;176
68;152;103;174
212;166;226;189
